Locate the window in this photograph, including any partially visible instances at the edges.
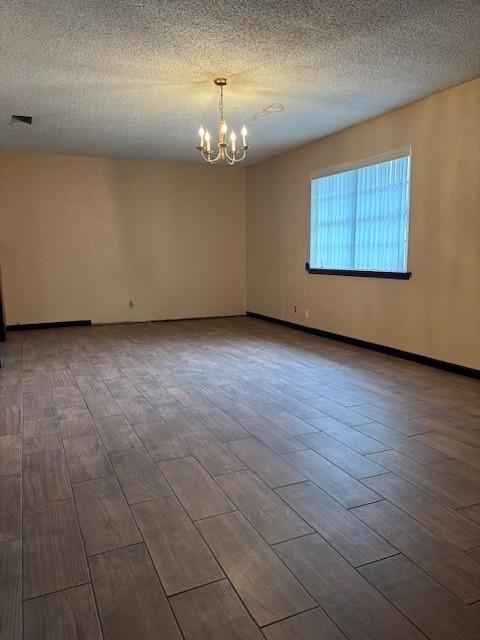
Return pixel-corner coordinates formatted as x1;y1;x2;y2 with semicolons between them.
309;153;411;277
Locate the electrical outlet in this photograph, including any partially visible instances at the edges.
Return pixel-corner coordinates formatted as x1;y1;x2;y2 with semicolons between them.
305;309;310;319
129;300;134;308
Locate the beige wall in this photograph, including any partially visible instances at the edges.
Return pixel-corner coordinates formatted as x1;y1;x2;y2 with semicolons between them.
0;152;246;324
1;80;478;368
246;79;480;369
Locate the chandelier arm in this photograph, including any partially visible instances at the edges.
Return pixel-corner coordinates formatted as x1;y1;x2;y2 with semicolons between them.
201;148;221;164
202;149;222;164
224;147;234;162
225;147;244;163
199;144;246;164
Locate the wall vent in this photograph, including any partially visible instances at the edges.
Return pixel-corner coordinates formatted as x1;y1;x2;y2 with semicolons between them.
11;115;32;125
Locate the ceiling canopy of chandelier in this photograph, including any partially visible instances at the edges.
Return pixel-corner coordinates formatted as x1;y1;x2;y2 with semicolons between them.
196;78;248;165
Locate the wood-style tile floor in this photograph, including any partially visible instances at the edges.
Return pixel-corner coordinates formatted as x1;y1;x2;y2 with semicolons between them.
1;316;480;639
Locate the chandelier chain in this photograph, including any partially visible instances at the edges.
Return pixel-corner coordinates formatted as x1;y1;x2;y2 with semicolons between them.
219;85;224;122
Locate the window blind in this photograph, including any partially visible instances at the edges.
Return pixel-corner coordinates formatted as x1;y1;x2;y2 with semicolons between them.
310;155;411;272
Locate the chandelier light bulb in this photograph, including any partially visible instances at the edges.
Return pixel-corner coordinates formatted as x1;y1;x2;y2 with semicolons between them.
221;122;228;134
230;130;237;152
241;125;248;149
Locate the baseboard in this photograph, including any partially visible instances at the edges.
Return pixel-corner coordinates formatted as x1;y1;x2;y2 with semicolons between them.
7;320;92;331
151;314;245;323
246;311;480;380
7;315;244;331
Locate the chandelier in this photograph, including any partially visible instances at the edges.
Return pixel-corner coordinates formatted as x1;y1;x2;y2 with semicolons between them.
196;78;248;165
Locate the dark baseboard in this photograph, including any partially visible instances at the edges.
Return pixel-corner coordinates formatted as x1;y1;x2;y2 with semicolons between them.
151;314;245;323
7;320;92;331
246;311;479;380
7;316;243;331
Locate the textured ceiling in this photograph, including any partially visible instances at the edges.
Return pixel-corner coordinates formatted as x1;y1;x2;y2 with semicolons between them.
1;1;479;165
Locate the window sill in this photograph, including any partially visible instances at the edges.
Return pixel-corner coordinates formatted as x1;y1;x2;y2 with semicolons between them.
305;264;411;279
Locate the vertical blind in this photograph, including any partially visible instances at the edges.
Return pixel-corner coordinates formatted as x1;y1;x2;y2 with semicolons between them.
310;155;411;272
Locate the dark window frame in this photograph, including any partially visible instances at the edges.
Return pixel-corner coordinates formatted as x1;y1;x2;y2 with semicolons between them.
305;263;411;279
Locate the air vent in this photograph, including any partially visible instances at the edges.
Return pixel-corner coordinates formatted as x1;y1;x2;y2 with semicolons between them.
11;115;32;125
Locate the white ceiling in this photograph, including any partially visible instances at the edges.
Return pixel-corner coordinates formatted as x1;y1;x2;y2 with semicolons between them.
1;1;479;165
